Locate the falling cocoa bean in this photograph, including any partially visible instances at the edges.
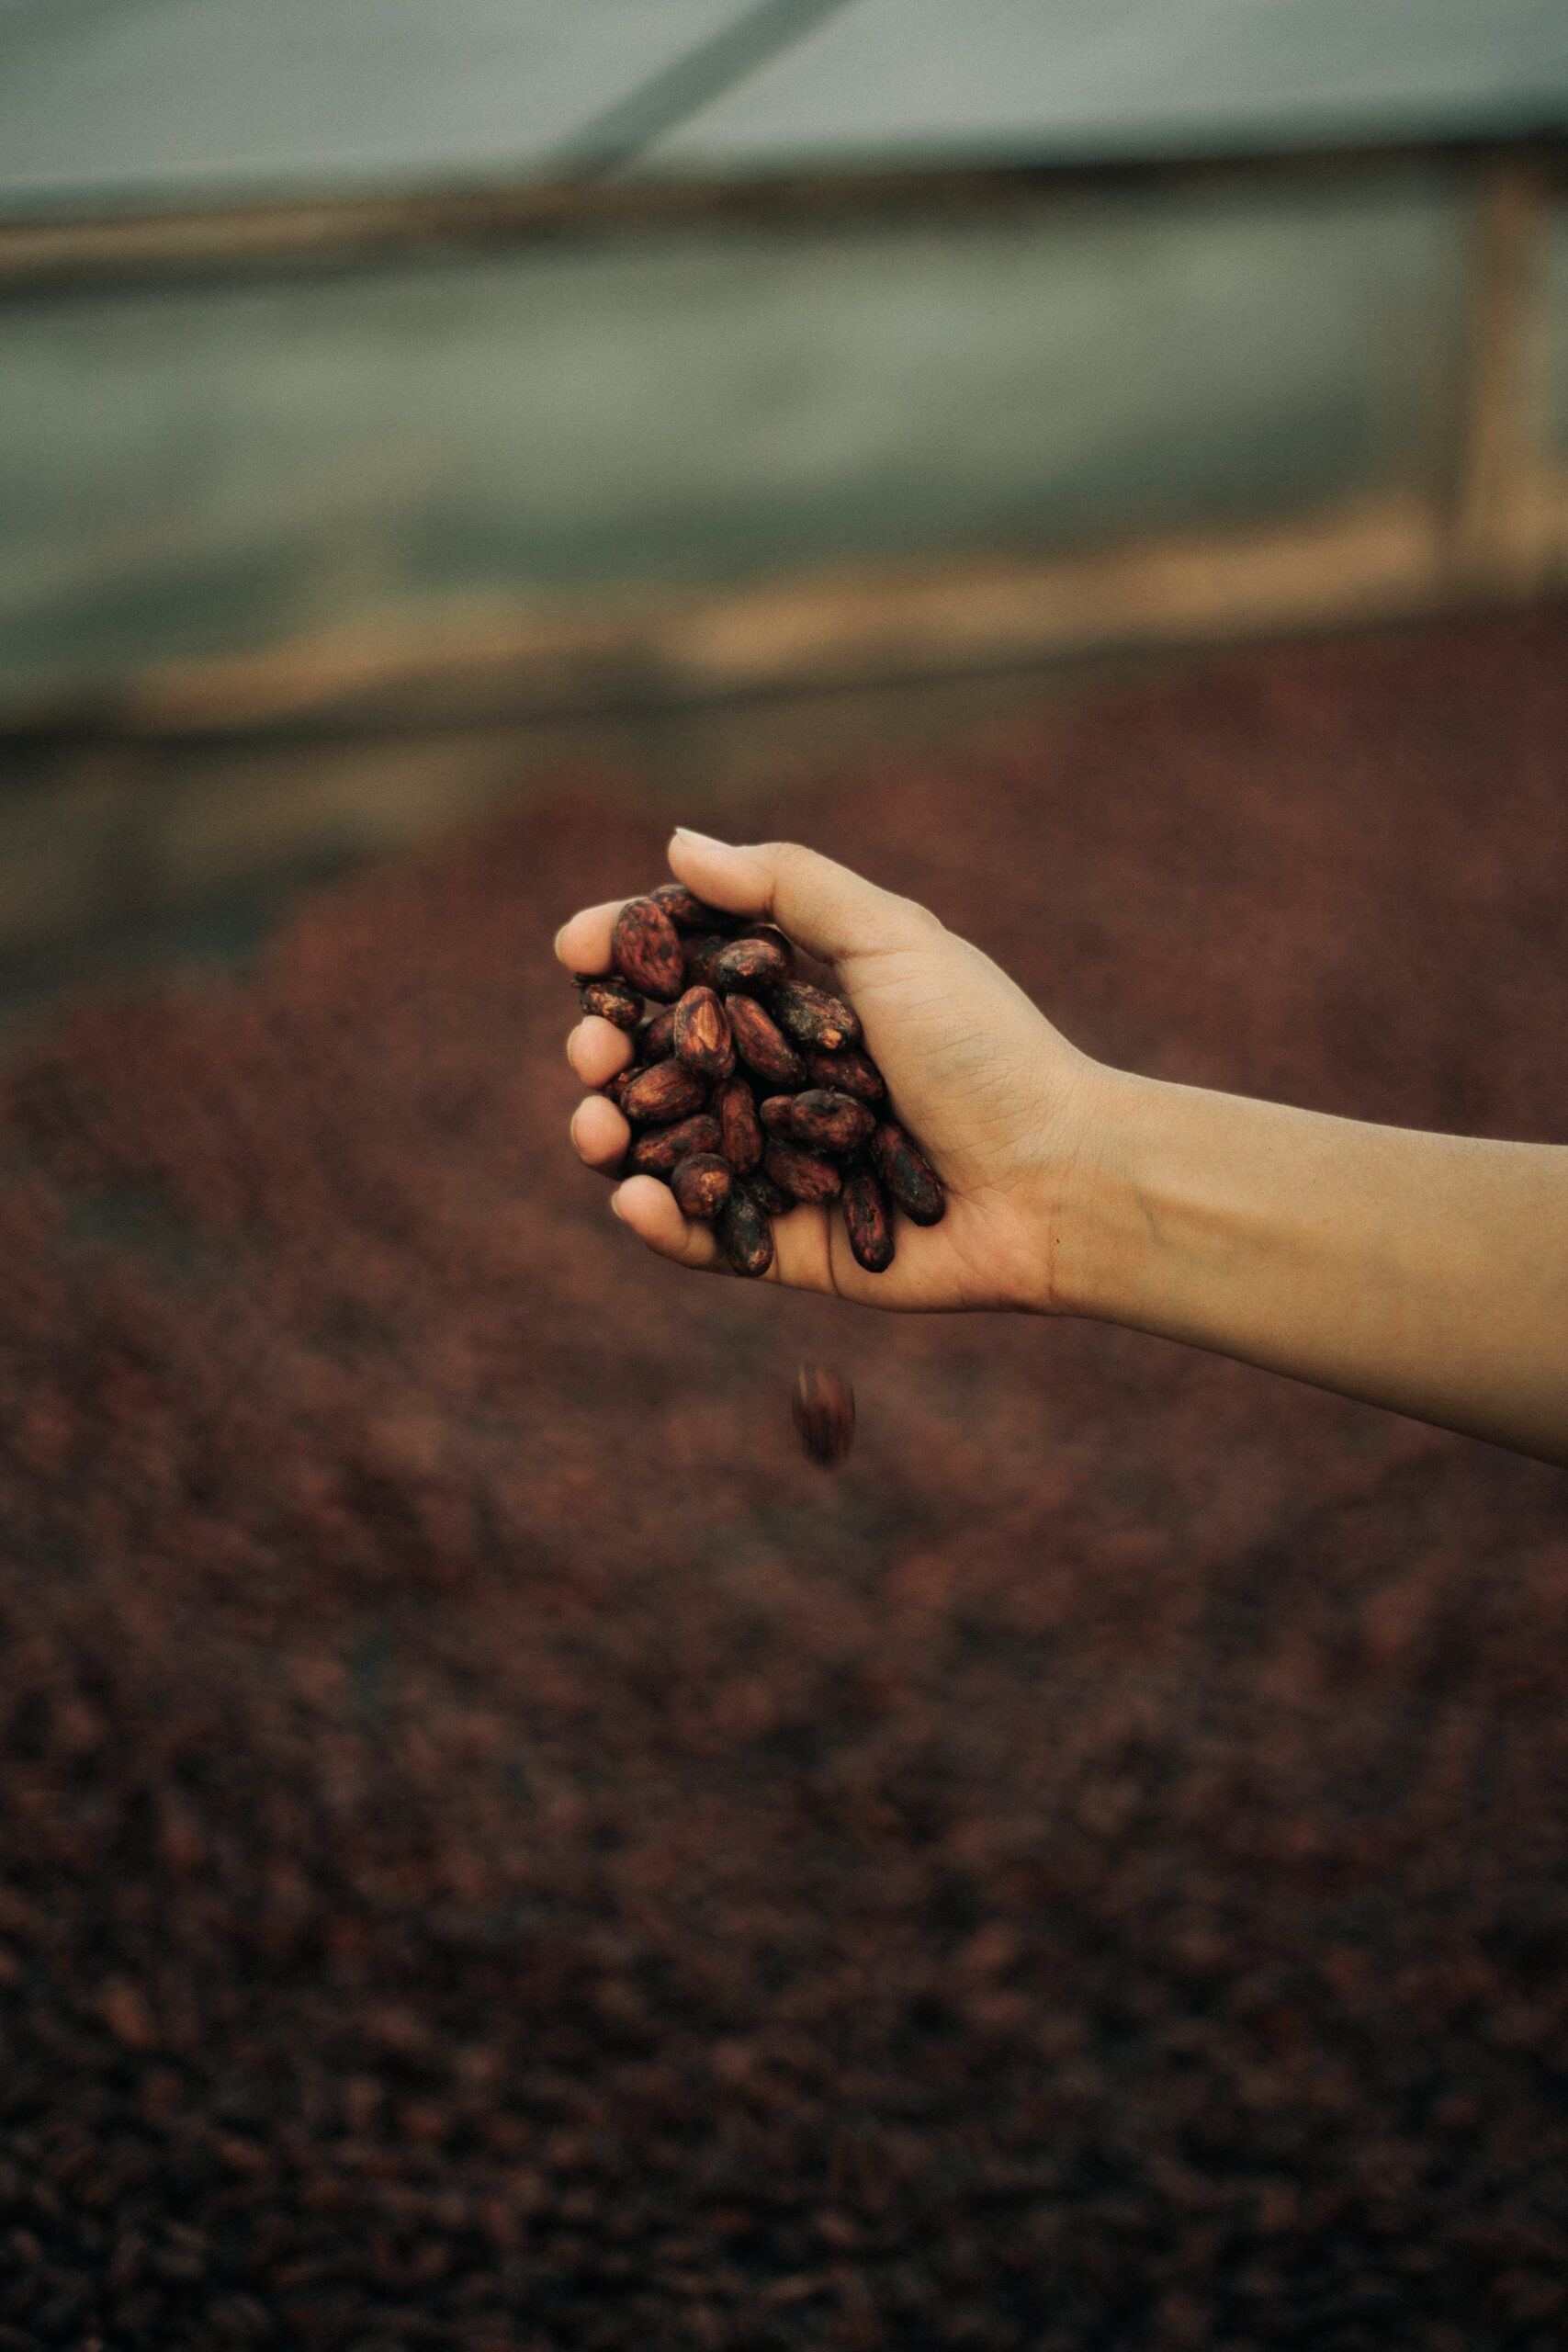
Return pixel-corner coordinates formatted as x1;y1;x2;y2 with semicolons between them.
763;1141;842;1205
726;995;807;1089
611;897;685;1002
671;987;735;1081
620;1061;706;1125
841;1163;895;1272
793;1364;855;1464
870;1122;945;1225
626;1114;723;1178
671;1154;734;1220
772;982;861;1051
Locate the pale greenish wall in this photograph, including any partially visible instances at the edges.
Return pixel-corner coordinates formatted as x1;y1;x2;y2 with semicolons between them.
0;170;1469;701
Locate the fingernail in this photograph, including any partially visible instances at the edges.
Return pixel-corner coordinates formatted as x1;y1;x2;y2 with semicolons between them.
609;1186;627;1221
672;827;729;850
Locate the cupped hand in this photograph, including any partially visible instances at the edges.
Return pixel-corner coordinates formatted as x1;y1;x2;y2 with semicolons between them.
556;831;1109;1312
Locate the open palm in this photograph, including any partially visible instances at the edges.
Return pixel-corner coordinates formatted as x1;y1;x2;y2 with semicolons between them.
558;831;1105;1313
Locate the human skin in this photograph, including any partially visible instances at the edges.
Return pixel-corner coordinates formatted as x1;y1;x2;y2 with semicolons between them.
558;831;1568;1468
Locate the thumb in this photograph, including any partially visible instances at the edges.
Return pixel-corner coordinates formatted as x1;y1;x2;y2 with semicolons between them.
667;831;936;968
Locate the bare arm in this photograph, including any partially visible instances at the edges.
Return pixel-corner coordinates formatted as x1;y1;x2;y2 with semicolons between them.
558;832;1568;1467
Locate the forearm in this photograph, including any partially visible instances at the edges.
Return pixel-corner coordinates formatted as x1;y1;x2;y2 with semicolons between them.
1055;1071;1568;1464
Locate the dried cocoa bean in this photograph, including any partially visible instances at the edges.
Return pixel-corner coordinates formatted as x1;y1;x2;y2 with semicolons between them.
805;1046;885;1104
714;1074;763;1176
793;1364;855;1464
748;1167;794;1216
870;1122;945;1225
739;922;795;975
611;897;685;1002
712;937;793;994
671;1153;734;1220
779;1089;875;1153
637;1003;679;1064
671;987;734;1081
651;882;729;933
772;982;861;1051
840;1163;895;1272
726;995;807;1089
682;933;732;989
626;1114;723;1177
603;1069;637;1111
758;1095;795;1136
577;976;642;1031
763;1141;842;1204
717;1186;774;1278
620;1061;706;1125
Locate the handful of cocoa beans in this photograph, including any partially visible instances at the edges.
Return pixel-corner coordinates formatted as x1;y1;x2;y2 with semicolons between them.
575;883;945;1278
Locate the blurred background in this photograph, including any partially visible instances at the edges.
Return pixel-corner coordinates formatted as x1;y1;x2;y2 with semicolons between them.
3;8;1568;2350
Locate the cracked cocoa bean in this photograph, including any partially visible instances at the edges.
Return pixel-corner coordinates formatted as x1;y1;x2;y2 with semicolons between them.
626;1114;723;1178
671;987;735;1081
712;937;793;994
772;982;861;1051
870;1122;945;1225
714;1074;763;1176
577;975;642;1031
763;1141;842;1204
726;995;806;1089
805;1046;885;1104
717;1186;774;1277
620;1061;706;1125
671;1154;734;1220
612;897;685;1002
841;1162;895;1272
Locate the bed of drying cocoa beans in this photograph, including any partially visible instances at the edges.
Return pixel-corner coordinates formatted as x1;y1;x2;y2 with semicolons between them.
576;889;942;1276
0;609;1565;2350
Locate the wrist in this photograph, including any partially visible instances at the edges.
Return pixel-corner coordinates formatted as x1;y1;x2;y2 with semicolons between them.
1023;1061;1161;1321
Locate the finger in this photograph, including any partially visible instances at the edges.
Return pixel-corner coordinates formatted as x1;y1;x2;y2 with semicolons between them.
554;900;625;976
570;1093;630;1173
609;1175;728;1272
567;1016;635;1088
666;831;937;970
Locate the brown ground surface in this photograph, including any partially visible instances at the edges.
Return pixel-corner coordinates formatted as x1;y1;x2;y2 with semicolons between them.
1;610;1566;2351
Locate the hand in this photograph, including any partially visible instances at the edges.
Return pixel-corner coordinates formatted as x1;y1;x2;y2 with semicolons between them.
556;831;1110;1312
